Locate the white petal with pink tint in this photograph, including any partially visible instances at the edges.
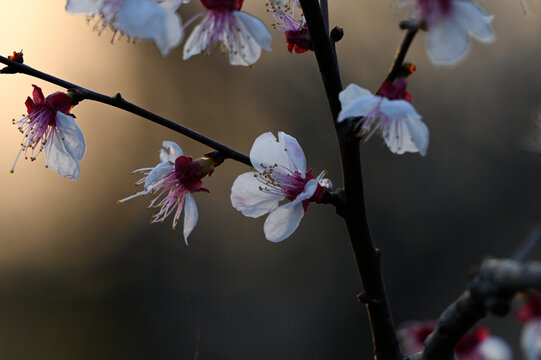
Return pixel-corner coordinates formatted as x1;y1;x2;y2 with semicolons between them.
522;319;541;360
250;132;294;173
46;112;86;180
280;131;306;175
478;336;512;360
231;172;283;218
264;201;305;242
65;0;104;13
183;193;198;244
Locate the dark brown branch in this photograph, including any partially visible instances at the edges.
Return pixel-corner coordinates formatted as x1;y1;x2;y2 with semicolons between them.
411;229;541;360
383;20;420;84
299;0;402;359
0;55;251;167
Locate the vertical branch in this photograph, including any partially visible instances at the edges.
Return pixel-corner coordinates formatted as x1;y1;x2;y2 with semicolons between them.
298;0;402;359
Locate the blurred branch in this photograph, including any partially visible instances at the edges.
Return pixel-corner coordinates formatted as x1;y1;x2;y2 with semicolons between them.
0;55;252;167
410;228;541;360
299;0;402;359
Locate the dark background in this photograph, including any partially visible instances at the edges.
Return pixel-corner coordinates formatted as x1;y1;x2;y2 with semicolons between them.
0;0;540;358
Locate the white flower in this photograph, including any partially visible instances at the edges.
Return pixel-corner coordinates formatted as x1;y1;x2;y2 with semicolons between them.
415;0;494;66
337;81;429;156
118;141;217;244
231;132;330;242
66;0;186;56
183;0;272;66
11;85;86;180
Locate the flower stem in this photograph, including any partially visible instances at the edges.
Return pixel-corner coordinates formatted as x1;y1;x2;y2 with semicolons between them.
0;55;252;167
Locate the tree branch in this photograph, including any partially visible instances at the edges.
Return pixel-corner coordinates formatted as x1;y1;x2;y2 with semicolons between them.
411;228;541;360
0;55;252;167
299;0;402;359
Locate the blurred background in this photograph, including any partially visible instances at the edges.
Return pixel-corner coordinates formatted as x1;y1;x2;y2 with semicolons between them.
0;0;540;358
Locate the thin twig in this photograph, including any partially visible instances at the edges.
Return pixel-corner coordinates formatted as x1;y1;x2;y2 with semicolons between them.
383;20;420;84
512;226;541;261
0;55;252;167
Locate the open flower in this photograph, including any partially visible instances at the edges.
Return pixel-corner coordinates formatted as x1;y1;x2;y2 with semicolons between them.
183;0;272;66
267;0;311;53
517;293;541;360
399;322;511;360
413;0;494;65
66;0;185;56
231;132;330;242
11;85;86;180
338;80;429;156
118;141;216;243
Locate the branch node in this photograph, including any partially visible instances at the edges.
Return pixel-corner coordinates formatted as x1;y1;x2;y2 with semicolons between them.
357;292;381;305
330;26;344;43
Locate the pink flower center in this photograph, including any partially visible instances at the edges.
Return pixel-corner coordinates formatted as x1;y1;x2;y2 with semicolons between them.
455;327;489;355
378;79;412;102
175;155;215;193
516;293;541;322
285;25;311;53
201;0;244;11
417;0;453;22
410;323;436;345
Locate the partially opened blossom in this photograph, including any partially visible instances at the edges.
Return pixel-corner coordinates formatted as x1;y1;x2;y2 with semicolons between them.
118;141;217;243
412;0;494;65
183;0;272;66
399;322;511;359
66;0;185;56
10;85;86;180
338;80;429;156
517;293;541;360
231;132;330;242
267;0;311;53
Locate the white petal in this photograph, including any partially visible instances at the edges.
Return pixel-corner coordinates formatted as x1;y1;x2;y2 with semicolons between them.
159;0;189;11
380;99;429;156
183;19;208;60
231;172;283;218
46;128;81;180
380;98;420;120
183;193;198;244
250;132;293;173
153;6;184;56
228;14;263;66
279;131;306;174
234;11;272;52
144;161;173;189
65;0;103;14
522;319;541;360
426;14;470;66
454;0;494;42
338;90;381;123
479;337;512;360
55;112;86;161
292;178;318;204
116;0;166;40
162;141;183;163
263;202;305;242
339;84;374;111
